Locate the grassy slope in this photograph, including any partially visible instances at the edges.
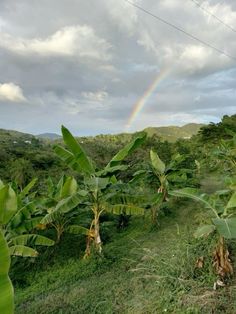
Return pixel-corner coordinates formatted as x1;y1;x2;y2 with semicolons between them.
15;199;236;314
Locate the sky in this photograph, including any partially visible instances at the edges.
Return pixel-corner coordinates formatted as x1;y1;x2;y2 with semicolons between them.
0;0;235;135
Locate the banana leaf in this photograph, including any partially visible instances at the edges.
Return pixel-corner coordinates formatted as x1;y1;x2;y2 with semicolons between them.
0;230;14;314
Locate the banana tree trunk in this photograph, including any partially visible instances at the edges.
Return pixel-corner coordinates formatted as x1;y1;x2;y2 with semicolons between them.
94;213;102;253
84;206;102;257
151;207;158;226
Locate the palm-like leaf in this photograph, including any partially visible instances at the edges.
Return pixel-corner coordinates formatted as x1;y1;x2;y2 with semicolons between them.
9;245;38;257
41;191;87;224
212;218;236;239
0;185;17;225
106;132;146;168
169;188;219;218
0;230;14;314
150;150;165;174
10;234;54;246
59;125;95;174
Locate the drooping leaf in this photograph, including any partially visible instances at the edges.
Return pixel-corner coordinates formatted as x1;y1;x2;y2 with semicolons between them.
150;150;165;174
0;230;14;314
194;224;216;238
11;234;54;247
9;245;38;257
169;188;218;217
106;132;146;168
212;217;236;239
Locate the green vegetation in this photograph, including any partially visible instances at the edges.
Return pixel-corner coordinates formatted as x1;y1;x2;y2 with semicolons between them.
0;114;235;313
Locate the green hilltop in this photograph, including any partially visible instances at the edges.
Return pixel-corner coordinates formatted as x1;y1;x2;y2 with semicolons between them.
144;123;205;142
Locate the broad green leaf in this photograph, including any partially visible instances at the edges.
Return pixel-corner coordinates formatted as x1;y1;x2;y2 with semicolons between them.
60;177;77;199
61;126;95;174
106;132;146;168
226;192;236;209
11;234;54;246
129;170;146;183
9;245;38;257
0;230;14;314
20;178;37;199
96;165;127;177
0;185;17;225
41;191;86;224
169;188;218;217
66;225;89;236
194;224;216;238
150;150;165;174
212;217;236;239
85;177;110;192
54;146;81;172
55;192;85;213
7;202;37;231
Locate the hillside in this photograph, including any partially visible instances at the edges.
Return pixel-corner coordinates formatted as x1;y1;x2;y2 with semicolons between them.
36;133;62;140
144;123;205;142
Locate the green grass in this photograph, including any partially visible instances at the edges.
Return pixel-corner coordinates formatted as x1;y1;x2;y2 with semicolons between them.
14;200;236;314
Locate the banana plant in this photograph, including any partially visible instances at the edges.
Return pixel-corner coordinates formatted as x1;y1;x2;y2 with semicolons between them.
54;126;146;255
0;180;55;258
170;187;236;279
170;188;236;239
40;175;88;243
131;150;189;225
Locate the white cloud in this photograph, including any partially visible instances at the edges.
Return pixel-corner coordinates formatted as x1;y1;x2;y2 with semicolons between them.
0;83;26;102
0;25;112;61
82;90;108;102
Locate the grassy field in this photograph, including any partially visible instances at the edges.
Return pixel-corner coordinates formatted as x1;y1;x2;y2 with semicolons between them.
14;198;236;314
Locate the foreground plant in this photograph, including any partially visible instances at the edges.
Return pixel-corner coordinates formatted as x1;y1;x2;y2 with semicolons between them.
41;175;88;243
0;183;14;314
54;126;146;256
132;150;189;225
170;187;236;280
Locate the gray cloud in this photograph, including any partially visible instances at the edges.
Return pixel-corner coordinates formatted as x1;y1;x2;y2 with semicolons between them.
0;0;235;135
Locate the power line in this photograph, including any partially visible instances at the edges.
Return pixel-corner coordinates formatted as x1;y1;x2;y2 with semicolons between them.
125;0;236;61
190;0;236;33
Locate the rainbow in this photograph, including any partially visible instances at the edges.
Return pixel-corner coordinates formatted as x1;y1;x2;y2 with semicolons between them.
125;68;170;130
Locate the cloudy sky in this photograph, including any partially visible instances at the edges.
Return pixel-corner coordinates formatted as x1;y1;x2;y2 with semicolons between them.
0;0;235;135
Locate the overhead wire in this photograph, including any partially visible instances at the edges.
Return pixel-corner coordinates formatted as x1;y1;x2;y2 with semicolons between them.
125;0;236;61
190;0;236;33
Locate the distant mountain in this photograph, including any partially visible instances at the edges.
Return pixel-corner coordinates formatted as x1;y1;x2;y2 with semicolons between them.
143;123;205;142
0;128;34;142
36;133;61;140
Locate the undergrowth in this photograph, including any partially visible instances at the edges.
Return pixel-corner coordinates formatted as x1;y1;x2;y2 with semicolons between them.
14;200;236;313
